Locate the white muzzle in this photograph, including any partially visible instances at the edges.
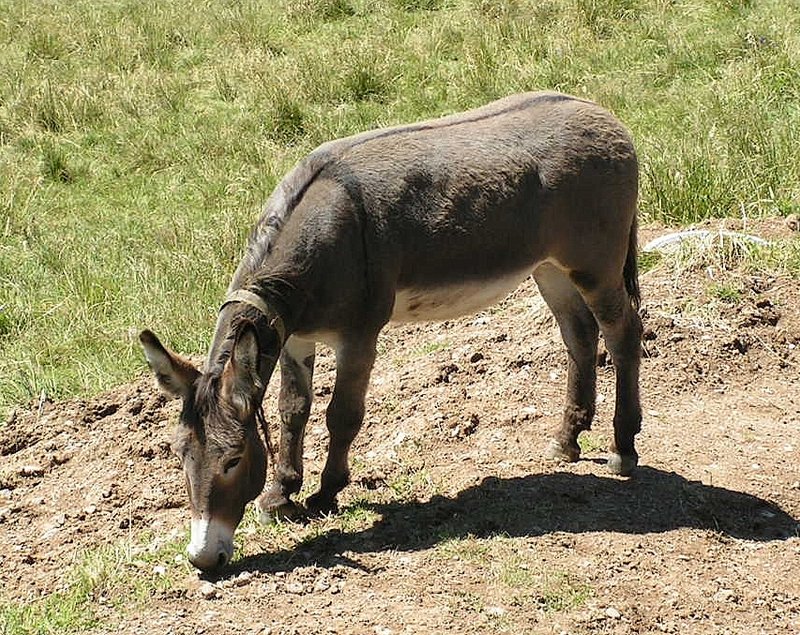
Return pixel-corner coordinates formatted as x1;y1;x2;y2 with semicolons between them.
186;517;235;571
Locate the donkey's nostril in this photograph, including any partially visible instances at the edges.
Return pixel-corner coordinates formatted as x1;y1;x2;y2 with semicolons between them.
217;551;229;568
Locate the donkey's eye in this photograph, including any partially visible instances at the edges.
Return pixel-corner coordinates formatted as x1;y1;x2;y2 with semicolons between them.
223;457;242;474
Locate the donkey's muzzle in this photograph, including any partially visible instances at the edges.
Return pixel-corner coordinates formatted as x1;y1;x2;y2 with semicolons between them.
187;517;235;571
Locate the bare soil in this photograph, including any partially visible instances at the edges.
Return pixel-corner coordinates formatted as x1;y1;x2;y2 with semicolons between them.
2;220;799;634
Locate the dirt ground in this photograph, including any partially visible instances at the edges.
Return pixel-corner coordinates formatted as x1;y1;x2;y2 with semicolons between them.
2;220;799;634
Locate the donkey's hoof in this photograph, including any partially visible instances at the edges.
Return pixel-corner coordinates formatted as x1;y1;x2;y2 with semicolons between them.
544;438;581;463
258;502;304;525
256;495;304;525
305;492;339;517
607;452;638;476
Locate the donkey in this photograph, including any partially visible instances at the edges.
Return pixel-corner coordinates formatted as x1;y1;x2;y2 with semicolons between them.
140;92;642;571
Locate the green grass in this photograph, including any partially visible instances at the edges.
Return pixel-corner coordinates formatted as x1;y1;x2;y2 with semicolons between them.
577;431;607;455
709;282;744;304
435;535;592;614
1;0;800;414
0;532;188;634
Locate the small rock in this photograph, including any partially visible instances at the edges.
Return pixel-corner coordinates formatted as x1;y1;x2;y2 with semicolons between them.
469;351;484;363
128;397;145;415
392;431;408;446
449;413;479;438
152;565;166;576
713;588;738;603
313;578;331;593
374;627;392;635
49;452;71;466
484;606;506;617
605;607;622;619
199;582;219;600
785;213;800;232
234;571;253;587
20;465;44;477
285;582;305;595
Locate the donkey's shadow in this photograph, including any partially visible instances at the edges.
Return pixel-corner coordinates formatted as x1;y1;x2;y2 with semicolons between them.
229;466;798;576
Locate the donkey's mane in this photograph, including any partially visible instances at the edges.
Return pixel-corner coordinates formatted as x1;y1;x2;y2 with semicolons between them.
237;154;330;280
193;315;274;457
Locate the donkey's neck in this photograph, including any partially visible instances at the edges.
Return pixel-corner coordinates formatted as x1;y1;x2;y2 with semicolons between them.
205;298;284;381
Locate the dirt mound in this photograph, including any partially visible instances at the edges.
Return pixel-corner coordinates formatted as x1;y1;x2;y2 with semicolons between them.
2;221;799;634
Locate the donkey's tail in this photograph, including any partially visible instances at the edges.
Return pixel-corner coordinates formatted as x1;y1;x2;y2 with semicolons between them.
624;215;641;311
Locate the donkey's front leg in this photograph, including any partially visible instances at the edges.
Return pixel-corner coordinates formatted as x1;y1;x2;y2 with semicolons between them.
534;264;600;464
306;336;377;515
256;336;315;523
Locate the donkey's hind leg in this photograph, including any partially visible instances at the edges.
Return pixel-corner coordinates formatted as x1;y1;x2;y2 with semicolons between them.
256;336;315;523
534;263;600;464
306;335;378;515
581;281;642;476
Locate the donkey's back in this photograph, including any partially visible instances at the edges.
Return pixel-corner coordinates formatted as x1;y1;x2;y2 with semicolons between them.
254;92;638;325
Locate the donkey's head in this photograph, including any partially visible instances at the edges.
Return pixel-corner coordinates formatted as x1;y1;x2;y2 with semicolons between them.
139;326;269;571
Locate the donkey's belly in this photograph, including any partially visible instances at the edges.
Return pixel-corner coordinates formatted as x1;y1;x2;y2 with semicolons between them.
391;267;533;322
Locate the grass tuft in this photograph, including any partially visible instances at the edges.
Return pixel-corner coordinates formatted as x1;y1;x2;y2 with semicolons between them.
40;143;75;183
317;0;358;20
268;97;307;143
394;0;449;11
27;28;65;61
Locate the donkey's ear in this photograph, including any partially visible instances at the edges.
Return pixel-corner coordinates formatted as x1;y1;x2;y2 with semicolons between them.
221;323;263;416
139;330;200;399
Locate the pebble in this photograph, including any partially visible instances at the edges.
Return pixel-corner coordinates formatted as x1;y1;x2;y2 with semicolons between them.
20;465;44;477
484;606;506;617
713;588;738;603
285;582;305;595
234;571;254;587
605;607;622;619
199;582;219;600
